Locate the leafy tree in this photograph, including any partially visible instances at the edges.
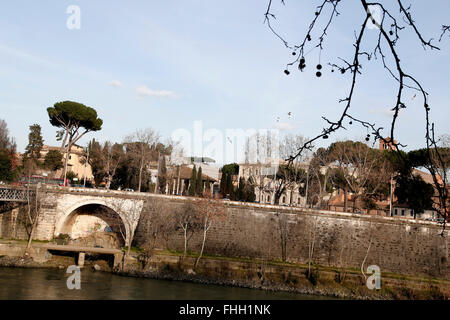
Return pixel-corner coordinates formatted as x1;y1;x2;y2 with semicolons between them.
43;149;63;172
395;174;434;218
219;163;238;199
24;124;44;163
0;119;17;180
86;139;104;186
273;164;306;205
244;177;256;202
222;163;239;176
66;170;79;184
188;165;197;196
47;101;102;183
327;140;389;211
0;149;12;182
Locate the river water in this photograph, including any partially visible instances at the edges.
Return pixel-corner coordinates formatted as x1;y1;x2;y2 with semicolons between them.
0;267;326;300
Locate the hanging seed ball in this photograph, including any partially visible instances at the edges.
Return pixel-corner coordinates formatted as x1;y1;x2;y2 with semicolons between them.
316;64;322;70
323;135;329;139
372;19;376;24
365;137;370;142
315;12;319;16
292;52;296;56
331;69;335;73
340;69;346;74
300;58;305;64
307;34;311;41
316;71;322;77
389;30;394;36
349;121;352;125
284;69;290;75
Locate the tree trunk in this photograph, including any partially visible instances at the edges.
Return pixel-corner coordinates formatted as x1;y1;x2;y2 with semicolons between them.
154;152;161;194
344;186;348;212
62;147;69;184
177;166;181;195
194;227;208;270
183;227;188;258
138;162;143;193
25;186;39;254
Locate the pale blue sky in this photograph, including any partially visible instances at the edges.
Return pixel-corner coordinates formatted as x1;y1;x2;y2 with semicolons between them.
0;1;448;162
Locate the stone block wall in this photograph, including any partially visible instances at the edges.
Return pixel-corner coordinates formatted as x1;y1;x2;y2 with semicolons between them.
136;199;450;279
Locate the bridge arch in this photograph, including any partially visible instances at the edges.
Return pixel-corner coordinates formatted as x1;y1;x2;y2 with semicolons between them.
54;198;131;248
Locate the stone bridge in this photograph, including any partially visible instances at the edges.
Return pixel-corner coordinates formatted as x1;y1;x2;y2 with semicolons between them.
37;186;154;247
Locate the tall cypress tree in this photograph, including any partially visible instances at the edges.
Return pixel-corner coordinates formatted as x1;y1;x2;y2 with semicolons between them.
158;156;167;194
219;172;227;196
226;173;234;199
188;165;197;196
196;166;203;196
205;177;211;195
24;124;44;162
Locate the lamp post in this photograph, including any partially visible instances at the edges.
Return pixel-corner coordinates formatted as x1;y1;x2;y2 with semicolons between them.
304;157;310;209
83;146;89;188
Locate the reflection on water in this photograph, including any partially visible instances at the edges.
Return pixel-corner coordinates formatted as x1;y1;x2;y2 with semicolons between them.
0;267;328;300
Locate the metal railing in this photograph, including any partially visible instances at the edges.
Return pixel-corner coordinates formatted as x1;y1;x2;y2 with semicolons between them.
0;187;35;202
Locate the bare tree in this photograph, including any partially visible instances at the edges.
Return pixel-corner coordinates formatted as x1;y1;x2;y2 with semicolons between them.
306;216;318;278
278;213;291;262
102;142;124;189
264;0;448;229
139;198;176;268
19;180;46;254
124;128;160;192
193;195;226;270
0;119;15;151
104;198;144;260
174;202;202;258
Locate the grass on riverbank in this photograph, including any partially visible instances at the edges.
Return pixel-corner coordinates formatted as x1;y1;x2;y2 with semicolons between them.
152;248;450;287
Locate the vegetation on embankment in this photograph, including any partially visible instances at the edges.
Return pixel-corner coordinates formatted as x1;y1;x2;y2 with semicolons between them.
0;241;448;300
117;249;450;300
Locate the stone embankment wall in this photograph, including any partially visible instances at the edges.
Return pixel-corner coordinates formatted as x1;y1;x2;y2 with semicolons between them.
1;189;449;279
136;199;450;279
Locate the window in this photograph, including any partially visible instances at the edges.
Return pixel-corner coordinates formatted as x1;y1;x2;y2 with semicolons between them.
401;209;405;216
394;209;398;215
267;195;270;202
410;210;414;217
281;196;285;204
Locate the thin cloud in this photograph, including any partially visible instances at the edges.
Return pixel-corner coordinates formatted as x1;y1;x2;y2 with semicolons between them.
274;122;297;131
136;85;175;98
368;107;404;117
109;80;123;88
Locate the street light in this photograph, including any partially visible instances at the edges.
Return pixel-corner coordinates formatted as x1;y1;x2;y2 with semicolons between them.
83;145;89;188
